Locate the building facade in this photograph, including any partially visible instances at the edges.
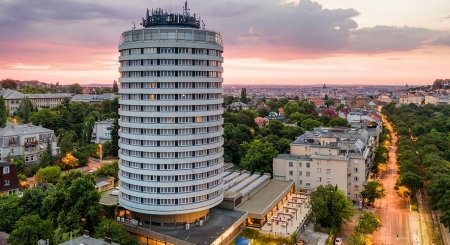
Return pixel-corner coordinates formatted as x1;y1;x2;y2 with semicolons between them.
91;119;114;143
0;89;71;114
117;6;224;226
273;127;380;201
0;124;58;163
0;162;19;196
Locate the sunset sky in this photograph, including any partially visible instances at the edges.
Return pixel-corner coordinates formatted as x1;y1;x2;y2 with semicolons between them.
0;0;449;85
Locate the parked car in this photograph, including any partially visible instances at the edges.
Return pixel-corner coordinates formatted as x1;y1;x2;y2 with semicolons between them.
335;237;343;245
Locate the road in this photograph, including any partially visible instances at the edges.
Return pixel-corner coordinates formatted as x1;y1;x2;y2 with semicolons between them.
372;116;420;245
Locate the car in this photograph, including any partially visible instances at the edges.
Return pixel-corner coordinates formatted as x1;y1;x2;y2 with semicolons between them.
335;237;343;245
111;190;120;196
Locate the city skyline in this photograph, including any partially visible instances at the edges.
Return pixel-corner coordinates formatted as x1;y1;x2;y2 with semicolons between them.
0;0;449;85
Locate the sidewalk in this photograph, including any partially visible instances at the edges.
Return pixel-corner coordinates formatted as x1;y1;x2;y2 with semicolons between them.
409;211;421;245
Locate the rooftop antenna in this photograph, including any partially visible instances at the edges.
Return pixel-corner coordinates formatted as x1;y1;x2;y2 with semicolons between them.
132;21;136;29
202;19;206;29
183;0;190;16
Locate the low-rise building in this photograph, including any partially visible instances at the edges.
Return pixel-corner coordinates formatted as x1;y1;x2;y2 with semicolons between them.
273;126;380;201
424;95;450;105
71;93;118;103
0;162;19;196
227;102;249;111
0;124;58;164
91;119;114;143
339;110;381;126
399;94;424;105
0;89;71;114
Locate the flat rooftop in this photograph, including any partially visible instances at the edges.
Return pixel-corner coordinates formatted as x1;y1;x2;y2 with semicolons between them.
236;179;293;215
100;189;119;206
59;235;119;245
134;208;247;245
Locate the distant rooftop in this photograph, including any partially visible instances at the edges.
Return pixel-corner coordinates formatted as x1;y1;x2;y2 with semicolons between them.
141;1;202;29
0;124;54;137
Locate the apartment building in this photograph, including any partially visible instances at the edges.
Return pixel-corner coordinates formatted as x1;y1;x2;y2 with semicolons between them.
0;124;58;163
399;94;424;105
273;126;380;201
0;88;71;114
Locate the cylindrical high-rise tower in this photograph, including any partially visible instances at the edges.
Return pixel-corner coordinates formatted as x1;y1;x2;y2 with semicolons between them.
118;4;224;226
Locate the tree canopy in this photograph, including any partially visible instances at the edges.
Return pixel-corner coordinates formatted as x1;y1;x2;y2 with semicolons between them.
309;184;354;229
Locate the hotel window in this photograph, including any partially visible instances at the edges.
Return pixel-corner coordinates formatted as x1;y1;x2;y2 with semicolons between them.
317;168;321;174
298;171;302;176
4;180;10;186
317;177;322;183
2;167;10;174
326;169;331;174
305;182;311;187
289;171;293;176
306;172;310;177
354;176;359;181
148;94;156;100
298;180;302;185
298;162;302;168
288;162;293;167
354;167;358;173
306;162;310;168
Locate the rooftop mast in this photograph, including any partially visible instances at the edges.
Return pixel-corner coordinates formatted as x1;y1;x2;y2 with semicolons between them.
183;0;190;16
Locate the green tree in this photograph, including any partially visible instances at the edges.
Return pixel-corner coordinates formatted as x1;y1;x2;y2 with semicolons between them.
240;140;278;174
0;96;7;127
284;101;300;118
67;83;83;94
0;78;18;89
437;190;450;230
95;219;139;245
112;80;119;93
400;172;423;191
240;88;249;104
111;118;119;157
348;233;367;245
328;117;349;127
354;211;382;234
360;181;386;206
30;108;61;130
19;186;49;217
16;96;34;123
8;215;53;245
39;140;54;168
301;118;322;131
43;171;100;232
95;161;119;180
0;195;23;233
309;184;354;229
81;116;95;145
58;130;76;156
35;166;61;184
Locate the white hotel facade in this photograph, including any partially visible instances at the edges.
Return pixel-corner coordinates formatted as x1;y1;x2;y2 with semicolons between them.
118;7;225;226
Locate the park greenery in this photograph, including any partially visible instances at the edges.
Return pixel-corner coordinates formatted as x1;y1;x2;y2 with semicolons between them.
383;102;450;230
0;171;137;245
6;97;120;177
223;93;349;174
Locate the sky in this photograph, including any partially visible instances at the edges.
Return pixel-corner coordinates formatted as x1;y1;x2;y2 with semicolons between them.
0;0;449;86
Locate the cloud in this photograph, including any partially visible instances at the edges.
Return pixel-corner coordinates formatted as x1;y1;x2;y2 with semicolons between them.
431;35;450;46
348;26;438;52
0;0;449;69
10;63;51;70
